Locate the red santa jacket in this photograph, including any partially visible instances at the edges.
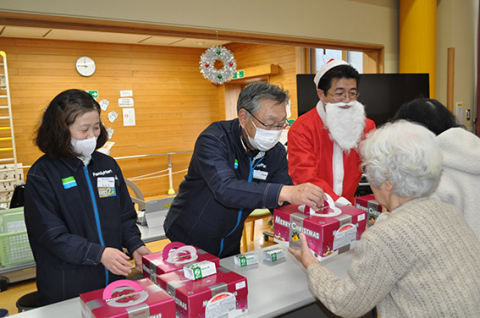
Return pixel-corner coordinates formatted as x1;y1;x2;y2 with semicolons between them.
287;107;376;204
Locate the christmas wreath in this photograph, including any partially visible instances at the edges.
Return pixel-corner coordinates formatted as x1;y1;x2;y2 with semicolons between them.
199;46;237;85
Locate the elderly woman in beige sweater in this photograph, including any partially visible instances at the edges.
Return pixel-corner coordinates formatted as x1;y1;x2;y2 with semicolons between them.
289;120;480;318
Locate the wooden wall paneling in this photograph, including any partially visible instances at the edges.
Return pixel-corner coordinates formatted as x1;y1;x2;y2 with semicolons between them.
226;43;298;118
364;48;384;73
1;37;218;197
222;84;242;120
2;37;301;197
120;152;192;198
363;50;381;73
295;47;307;75
447;47;455;113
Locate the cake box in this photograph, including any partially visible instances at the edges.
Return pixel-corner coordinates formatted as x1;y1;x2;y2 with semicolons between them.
274;199;367;260
143;242;220;283
80;278;175;318
354;194;383;225
156;266;248;318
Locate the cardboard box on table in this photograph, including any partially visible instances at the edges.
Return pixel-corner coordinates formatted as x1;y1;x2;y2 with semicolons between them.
80;278;175;318
274;195;367;260
143;242;220;283
355;194;383;225
157;266;248;318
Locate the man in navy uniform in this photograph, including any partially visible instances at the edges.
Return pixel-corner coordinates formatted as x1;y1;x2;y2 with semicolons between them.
165;82;325;258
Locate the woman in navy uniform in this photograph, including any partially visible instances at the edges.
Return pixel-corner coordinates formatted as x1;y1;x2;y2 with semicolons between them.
25;89;151;306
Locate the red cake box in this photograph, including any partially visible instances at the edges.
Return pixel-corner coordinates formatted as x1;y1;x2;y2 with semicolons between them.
143;242;220;283
156;266;248;318
80;278;175;318
274;195;367;261
355;194;383;225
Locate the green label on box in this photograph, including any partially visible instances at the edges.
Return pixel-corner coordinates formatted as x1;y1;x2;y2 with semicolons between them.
239;256;247;267
193;267;202;280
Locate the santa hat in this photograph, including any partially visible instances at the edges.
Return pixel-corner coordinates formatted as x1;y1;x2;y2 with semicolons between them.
313;59;349;88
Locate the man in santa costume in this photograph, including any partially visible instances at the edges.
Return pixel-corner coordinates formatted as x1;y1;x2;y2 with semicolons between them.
288;59;376;205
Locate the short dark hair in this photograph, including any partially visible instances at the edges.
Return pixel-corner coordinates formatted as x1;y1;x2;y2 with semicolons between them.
318;64;360;93
35;89;108;158
391;98;462;135
237;82;289;114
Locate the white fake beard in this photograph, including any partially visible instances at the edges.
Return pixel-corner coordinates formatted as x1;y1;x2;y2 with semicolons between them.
324;100;366;152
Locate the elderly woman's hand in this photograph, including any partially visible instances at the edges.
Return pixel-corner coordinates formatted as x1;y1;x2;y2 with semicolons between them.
288;233;320;269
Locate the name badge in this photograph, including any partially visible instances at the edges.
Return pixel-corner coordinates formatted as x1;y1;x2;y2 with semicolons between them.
253;170;268;180
97;177;116;198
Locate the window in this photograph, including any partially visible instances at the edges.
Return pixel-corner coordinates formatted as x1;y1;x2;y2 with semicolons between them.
314;49;363;73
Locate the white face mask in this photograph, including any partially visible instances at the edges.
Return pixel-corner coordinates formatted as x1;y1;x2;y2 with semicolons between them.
247;118;283;152
71;136;98;157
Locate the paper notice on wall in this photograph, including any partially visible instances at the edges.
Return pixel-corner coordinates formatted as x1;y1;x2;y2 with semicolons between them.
118;98;134;107
97;141;115;155
456;102;464;125
120;90;133;97
123;108;136;126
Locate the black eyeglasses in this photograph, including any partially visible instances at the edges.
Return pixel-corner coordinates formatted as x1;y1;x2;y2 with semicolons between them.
246;110;288;131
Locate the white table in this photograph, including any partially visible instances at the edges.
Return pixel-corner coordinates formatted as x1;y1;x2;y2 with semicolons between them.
220;246;353;317
13;245;355;317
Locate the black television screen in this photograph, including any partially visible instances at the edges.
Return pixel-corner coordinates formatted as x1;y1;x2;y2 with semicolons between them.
296;73;430;127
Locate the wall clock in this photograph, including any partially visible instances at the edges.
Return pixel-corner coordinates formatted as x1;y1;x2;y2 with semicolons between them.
76;56;96;77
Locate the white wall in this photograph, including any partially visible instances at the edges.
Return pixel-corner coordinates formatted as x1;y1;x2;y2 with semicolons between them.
437;0;477;131
0;0;399;71
2;0;478;130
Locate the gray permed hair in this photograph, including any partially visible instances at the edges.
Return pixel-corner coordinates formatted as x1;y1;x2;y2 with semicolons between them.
360;120;443;198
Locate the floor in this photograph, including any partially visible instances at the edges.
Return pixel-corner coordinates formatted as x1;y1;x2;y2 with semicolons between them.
0;216;275;315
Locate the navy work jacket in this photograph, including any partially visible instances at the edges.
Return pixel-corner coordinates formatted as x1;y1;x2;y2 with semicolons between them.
164;119;293;258
24;152;144;306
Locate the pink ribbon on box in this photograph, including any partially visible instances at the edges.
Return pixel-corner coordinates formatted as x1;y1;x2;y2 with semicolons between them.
162;242;198;264
102;279;143;300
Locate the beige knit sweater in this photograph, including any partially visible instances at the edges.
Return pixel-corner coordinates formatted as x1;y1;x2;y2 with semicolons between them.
307;197;480;318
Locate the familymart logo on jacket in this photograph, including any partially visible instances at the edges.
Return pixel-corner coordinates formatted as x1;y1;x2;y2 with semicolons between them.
93;169;113;177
